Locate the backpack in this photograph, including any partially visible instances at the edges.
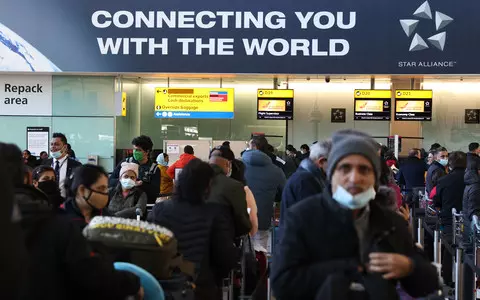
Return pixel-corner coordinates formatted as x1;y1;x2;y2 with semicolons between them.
83;216;194;280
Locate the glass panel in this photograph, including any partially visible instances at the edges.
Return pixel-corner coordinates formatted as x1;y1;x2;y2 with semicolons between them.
53;76;115;116
422;80;480;152
0;116;52;150
52;117;115;172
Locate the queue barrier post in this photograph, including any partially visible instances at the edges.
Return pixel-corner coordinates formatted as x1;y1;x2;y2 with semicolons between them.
455;247;464;300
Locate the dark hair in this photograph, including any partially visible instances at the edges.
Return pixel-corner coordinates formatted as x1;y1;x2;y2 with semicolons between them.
431;169;444;188
32;165;55;181
184;145;194;155
266;144;275;153
209;146;235;161
66;144;72;150
433;147;448;156
163;153;169;160
408;148;420;158
251;136;268;152
300;144;310;152
448;151;467;170
379;157;393;186
23;149;31;156
151;149;164;161
230;159;247;186
131;135;153;153
40;151;48;156
222;141;230;148
430;143;441;151
469;142;480;152
23;165;33;184
174;159;214;205
52;133;67;145
65;165;108;198
286;144;296;152
0;143;24;186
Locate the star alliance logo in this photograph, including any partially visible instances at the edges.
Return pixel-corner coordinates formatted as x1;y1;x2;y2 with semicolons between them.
400;1;453;51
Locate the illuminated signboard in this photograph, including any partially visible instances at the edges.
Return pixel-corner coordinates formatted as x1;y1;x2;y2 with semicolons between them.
395;90;433;121
257;89;294;120
354;90;392;121
154;88;234;119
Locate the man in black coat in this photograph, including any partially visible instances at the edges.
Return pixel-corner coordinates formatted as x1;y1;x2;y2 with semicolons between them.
425;147;448;195
278;140;331;240
43;133;82;198
467;142;480;171
397;148;427;192
272;131;439;300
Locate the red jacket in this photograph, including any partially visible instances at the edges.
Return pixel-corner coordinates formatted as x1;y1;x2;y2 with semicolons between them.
166;153;196;179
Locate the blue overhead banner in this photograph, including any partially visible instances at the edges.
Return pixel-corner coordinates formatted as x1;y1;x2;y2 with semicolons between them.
0;0;478;74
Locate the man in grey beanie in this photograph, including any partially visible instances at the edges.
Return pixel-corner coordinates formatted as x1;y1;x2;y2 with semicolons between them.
272;130;439;300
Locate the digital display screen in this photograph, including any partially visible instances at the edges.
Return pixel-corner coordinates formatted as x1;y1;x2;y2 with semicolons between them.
257;89;294;120
394;90;433;121
353;90;392;121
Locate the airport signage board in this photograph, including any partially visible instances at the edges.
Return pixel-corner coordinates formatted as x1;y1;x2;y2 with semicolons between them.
154;87;234;119
354;90;391;121
394;90;433;121
0;0;479;74
0;75;52;116
257;89;294;120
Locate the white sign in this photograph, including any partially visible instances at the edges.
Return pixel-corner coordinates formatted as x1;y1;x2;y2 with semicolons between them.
0;75;52;116
166;144;180;154
27;127;49;156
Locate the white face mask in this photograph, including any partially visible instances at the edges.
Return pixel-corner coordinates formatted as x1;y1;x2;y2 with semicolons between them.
120;178;135;190
332;185;376;210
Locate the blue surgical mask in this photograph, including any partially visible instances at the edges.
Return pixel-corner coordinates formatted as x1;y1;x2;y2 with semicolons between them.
120;178;135;190
439;159;448;167
332;185;376;210
51;150;63;159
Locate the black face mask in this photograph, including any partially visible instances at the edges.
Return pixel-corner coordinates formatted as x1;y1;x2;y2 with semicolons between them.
38;180;60;196
38;180;64;208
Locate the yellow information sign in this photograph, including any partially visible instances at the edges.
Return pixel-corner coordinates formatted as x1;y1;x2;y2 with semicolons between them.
355;100;384;112
258;100;286;112
154;88;234;119
258;89;294;98
354;90;392;99
121;92;127;117
395;90;433;99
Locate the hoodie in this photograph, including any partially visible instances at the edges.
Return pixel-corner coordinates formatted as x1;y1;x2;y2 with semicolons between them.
463;169;480;221
242;150;286;230
166;153;196;179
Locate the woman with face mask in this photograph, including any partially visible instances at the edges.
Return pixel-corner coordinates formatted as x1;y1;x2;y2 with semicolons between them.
156;153;173;196
108;162;147;219
62;165;111;230
32;165;64;208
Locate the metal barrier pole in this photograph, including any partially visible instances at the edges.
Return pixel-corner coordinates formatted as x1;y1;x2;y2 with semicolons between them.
434;230;440;264
418;217;424;246
455;247;464;300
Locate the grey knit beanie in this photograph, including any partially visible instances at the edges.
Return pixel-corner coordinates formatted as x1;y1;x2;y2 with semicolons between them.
327;132;381;183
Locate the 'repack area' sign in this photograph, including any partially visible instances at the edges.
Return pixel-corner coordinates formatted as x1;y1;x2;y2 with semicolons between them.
0;75;52;115
0;0;479;74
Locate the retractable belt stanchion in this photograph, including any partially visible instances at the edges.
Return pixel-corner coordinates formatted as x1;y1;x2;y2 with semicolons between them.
434;228;441;265
456;247;465;300
418;217;425;246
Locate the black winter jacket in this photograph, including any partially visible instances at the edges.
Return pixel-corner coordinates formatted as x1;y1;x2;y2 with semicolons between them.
271;188;439;300
397;157;427;191
426;161;446;195
206;164;251;237
148;199;238;300
463;169;480;221
433;168;465;222
467;152;480;171
16;185;140;300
